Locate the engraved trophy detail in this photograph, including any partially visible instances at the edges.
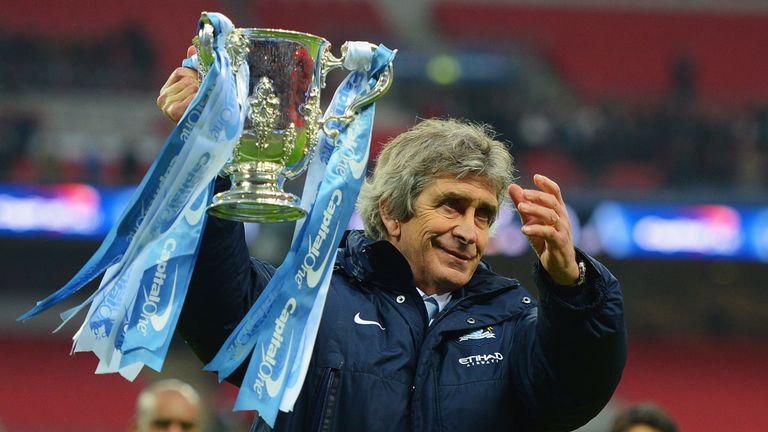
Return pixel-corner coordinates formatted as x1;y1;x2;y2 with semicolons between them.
195;13;394;223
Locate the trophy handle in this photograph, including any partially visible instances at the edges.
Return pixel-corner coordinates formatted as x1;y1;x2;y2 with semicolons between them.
192;12;216;78
320;45;396;140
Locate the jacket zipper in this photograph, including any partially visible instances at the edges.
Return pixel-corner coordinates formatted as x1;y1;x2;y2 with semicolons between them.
313;367;341;432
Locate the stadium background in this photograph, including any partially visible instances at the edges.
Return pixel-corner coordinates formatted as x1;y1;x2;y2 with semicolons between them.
1;0;767;430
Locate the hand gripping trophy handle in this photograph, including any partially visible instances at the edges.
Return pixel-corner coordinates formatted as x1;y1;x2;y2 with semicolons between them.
194;13;394;223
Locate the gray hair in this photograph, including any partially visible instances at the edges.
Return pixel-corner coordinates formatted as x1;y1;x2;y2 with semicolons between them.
135;379;201;432
357;118;514;240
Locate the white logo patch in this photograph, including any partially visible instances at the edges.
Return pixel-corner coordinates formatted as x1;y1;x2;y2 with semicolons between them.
306;222;342;288
459;328;496;342
263;332;294;398
150;266;178;332
182;193;206;226
346;140;369;180
353;312;385;330
458;352;504;367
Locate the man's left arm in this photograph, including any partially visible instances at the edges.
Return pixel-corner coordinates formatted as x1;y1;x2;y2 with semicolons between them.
508;175;627;430
527;249;626;430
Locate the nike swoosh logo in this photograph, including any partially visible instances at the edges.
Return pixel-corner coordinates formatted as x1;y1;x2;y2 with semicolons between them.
150;266;178;332
354;312;385;330
263;331;294;398
306;222;342;288
345;124;370;180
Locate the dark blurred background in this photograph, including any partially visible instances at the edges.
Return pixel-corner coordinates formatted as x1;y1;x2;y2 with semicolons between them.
1;0;767;431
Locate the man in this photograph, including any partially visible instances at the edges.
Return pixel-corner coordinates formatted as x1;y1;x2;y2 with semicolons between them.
610;403;679;432
131;379;202;432
159;68;626;431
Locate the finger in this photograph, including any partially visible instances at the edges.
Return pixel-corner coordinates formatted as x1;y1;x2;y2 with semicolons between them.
166;74;199;99
159;75;198;107
187;44;197;57
517;201;559;226
522;189;561;213
158;80;198;123
157;68;197;108
162;86;198;122
508;183;525;207
169;92;197;122
161;67;195;91
510;183;549;229
522;220;574;253
521;223;558;239
533;174;565;206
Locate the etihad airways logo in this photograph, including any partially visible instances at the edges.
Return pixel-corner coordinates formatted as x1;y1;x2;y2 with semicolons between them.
137;238;178;336
295;189;343;288
459;352;503;367
253;298;297;399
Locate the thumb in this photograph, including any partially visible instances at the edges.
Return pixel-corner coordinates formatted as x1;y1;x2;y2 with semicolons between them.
187;45;197;57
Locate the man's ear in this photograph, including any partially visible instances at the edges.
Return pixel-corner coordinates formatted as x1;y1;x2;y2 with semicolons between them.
379;201;400;238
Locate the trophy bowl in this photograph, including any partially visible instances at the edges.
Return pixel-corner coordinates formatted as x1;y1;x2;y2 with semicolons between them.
195;13;393;223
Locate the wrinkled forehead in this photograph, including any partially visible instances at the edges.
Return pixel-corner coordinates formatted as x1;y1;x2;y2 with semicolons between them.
420;174;499;206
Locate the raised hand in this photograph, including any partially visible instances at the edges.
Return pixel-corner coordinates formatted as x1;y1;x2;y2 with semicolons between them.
508;174;580;286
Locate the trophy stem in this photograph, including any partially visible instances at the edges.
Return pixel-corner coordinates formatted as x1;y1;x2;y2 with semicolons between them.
207;162;306;223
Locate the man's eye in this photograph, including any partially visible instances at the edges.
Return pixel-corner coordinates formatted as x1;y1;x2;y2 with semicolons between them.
475;209;492;227
437;200;460;216
152;420;172;428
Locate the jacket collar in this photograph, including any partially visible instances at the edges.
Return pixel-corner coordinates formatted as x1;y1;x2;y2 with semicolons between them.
337;230;519;297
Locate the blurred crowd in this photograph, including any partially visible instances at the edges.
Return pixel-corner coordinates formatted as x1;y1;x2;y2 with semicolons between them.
402;58;768;193
0;27;155;92
1;29;767;194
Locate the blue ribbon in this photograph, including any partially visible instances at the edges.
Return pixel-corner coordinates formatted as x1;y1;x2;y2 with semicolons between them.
204;45;395;426
18;12;247;378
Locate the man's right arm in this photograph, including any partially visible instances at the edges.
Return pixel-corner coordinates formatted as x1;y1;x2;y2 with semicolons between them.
156;56;277;382
176;181;277;383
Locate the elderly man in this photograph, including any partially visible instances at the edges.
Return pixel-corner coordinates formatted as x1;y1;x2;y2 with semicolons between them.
131;379;202;432
159;67;626;431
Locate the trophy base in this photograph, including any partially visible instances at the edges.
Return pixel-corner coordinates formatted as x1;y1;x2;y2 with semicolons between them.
207;190;307;223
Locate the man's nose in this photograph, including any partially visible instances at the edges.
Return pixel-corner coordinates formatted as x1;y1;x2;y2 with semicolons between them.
452;212;478;245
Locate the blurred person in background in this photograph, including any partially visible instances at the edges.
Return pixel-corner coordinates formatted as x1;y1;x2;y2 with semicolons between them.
157;52;626;431
130;378;202;432
610;403;679;432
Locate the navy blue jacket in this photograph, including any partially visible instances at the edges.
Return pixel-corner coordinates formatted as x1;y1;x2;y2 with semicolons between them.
179;217;626;432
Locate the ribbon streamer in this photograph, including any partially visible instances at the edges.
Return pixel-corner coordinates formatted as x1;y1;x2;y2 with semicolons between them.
18;12;248;380
204;45;395;426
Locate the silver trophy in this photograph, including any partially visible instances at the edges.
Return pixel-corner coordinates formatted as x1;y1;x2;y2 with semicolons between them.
194;12;394;223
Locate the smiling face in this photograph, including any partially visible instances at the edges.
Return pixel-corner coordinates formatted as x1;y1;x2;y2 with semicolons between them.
383;175;498;295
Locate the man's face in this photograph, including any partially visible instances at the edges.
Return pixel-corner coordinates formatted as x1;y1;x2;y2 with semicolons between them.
388;175;498;295
147;390;200;432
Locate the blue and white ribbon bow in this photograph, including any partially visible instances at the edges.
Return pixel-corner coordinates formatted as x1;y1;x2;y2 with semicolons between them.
18;12;248;380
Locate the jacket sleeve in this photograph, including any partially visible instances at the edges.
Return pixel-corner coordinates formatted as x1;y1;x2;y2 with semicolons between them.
513;249;627;431
176;185;277;385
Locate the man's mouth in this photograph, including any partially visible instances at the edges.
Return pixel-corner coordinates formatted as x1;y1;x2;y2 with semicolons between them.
439;247;473;261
